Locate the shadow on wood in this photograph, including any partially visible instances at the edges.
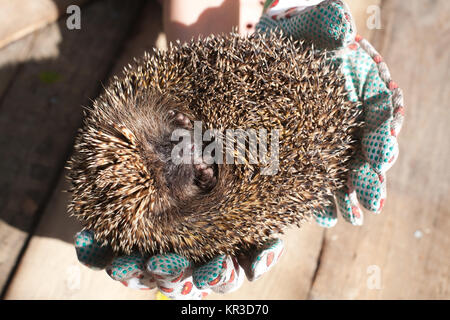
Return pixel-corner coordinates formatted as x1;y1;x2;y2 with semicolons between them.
0;0;163;296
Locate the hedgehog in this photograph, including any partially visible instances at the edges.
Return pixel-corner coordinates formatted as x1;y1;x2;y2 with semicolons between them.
67;30;362;263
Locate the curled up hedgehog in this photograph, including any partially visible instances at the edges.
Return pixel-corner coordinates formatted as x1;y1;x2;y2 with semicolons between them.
67;30;362;264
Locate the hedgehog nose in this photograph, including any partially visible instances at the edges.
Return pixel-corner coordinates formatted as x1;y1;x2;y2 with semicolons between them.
186;141;196;156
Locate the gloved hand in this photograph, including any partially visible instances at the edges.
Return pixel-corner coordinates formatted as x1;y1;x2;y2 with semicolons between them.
256;0;405;227
75;230;284;299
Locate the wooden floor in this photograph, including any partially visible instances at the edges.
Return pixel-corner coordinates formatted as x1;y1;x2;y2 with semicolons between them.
0;0;448;300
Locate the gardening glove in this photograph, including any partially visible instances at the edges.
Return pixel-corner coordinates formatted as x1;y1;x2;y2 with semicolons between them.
256;0;405;227
74;230;284;300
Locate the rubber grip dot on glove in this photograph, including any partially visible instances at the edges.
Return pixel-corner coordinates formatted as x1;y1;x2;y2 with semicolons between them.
248;238;284;281
362;123;399;173
74;230;113;270
147;253;192;277
193;255;231;290
106;254;146;281
314;202;338;228
335;188;364;225
349;158;386;214
210;257;246;294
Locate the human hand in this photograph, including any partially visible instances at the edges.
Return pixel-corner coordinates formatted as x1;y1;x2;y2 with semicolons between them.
256;0;405;227
74;230;284;299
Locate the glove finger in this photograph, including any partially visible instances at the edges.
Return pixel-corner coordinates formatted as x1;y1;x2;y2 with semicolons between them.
349;158;387;214
106;254;157;290
362;122;399;173
210;257;246;294
314;201;338;228
147;253;192;283
193;255;234;291
106;253;145;278
335;188;364;225
74;230;113;270
147;253;206;299
239;238;284;282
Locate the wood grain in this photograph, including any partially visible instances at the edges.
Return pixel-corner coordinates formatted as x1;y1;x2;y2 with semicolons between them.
0;34;36;100
0;0;144;295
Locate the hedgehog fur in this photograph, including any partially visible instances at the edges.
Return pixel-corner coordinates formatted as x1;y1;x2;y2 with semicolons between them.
67;30;362;263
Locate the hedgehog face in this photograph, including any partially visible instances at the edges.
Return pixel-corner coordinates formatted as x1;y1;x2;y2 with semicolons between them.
158;111;200;201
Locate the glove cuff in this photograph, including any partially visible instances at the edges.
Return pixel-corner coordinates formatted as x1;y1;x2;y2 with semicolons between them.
257;0;356;49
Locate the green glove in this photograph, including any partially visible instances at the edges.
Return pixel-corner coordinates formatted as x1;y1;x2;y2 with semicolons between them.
256;0;404;227
75;230;284;299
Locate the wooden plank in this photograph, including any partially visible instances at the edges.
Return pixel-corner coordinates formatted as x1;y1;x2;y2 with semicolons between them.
0;0;91;50
0;0;144;295
0;33;36;100
308;0;450;299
